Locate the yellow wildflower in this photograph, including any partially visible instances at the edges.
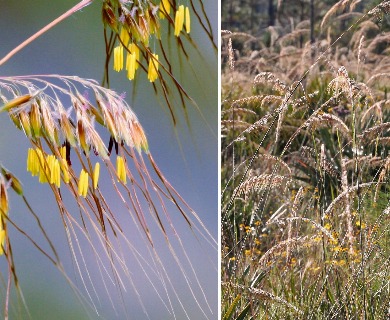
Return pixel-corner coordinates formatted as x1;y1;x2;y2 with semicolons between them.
244;249;251;256
116;156;127;184
324;223;332;230
313;235;322;242
332;246;343;253
93;162;100;189
356;221;366;230
335;259;346;267
78;169;89;198
147;53;159;82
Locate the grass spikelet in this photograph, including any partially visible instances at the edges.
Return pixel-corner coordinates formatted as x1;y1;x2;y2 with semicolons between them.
253;72;287;94
227;38;235;72
305;111;351;138
321;0;352;30
234;174;290;197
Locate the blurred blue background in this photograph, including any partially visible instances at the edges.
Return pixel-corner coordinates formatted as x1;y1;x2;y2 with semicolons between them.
0;1;217;319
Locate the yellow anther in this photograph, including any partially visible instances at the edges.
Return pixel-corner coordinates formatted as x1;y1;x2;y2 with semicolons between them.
147;54;159;82
78;169;89;198
116;156;127;184
93;162;100;189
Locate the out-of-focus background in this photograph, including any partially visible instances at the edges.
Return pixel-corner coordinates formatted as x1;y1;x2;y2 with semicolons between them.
0;1;217;319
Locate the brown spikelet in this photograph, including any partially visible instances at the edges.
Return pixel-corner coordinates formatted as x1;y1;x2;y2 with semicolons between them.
286;187;304;263
231;95;266;109
221;107;257;117
257;236;307;269
368;1;390;17
340;157;356;254
350;0;362;11
234;174;290;197
321;0;352;30
305;111;350;139
221;119;252;131
361;100;389;124
358;122;390;143
260;95;284;108
344;155;384;170
279;29;310;47
324;182;374;217
257;154;292;176
367;73;390;85
254;72;287;94
223;32;256;41
240;114;271;135
357;35;365;67
366;34;390;54
227;38;234;71
374;156;390;203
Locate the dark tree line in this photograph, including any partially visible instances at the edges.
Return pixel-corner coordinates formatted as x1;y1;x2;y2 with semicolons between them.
222;0;382;40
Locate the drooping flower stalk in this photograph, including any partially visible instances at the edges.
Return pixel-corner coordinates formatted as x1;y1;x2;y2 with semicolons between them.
0;0;216;317
0;1;93;66
0;74;216;317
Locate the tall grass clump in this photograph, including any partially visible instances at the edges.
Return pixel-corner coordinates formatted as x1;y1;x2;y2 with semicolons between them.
222;1;390;319
0;1;216;319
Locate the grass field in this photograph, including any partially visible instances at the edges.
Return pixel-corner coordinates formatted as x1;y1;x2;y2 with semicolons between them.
221;1;390;318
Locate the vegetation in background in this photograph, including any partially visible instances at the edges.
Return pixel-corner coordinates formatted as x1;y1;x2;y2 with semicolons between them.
222;1;390;318
0;1;216;319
